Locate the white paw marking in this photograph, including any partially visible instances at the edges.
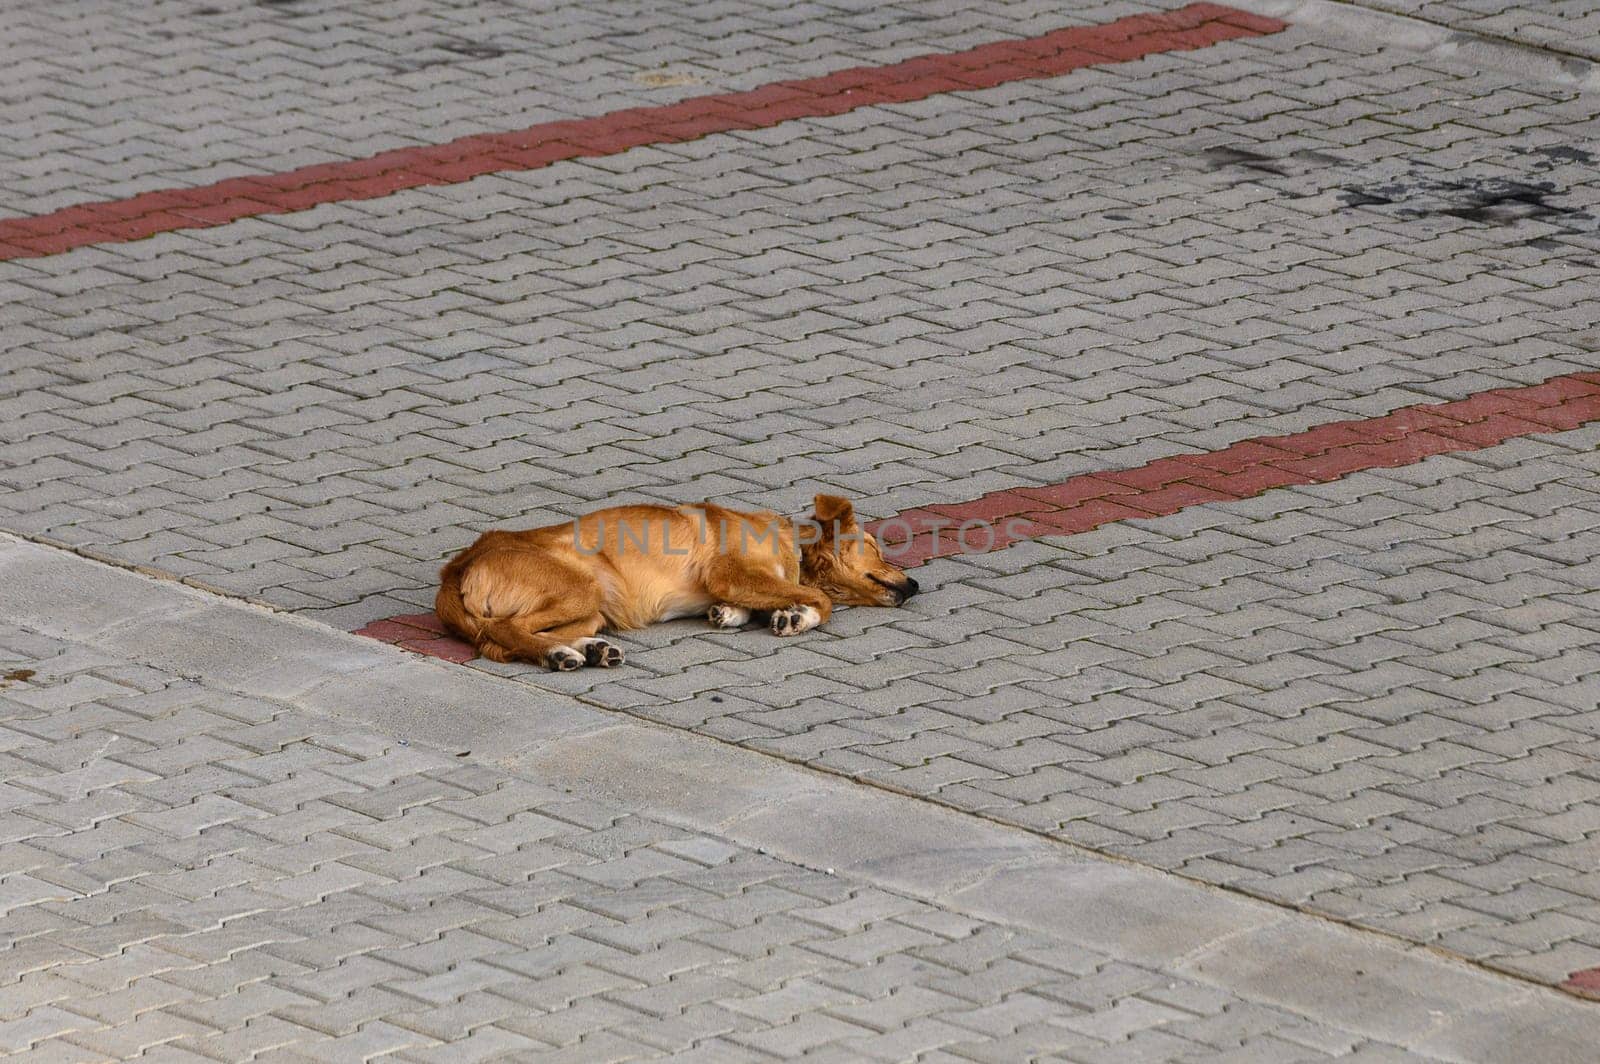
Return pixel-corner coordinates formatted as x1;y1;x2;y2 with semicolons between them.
708;604;752;629
574;637;624;668
770;604;821;637
547;646;585;671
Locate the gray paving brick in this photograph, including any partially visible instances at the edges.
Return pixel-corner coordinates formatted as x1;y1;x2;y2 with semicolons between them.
0;608;1501;1061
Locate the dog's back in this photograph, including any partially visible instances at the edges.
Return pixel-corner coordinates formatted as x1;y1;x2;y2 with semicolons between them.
436;502;798;663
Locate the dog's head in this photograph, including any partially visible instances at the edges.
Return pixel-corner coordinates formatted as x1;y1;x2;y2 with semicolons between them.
799;494;919;607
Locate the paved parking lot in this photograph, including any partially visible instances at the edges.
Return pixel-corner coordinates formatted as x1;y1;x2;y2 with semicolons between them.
5;0;1600;1056
8;536;1598;1061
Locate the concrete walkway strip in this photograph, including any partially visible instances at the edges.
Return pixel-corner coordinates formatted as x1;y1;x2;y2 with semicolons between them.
4;531;1597;1060
1231;0;1600;91
0;4;1283;261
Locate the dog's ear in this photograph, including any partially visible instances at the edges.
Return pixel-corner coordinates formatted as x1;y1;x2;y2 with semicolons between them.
812;494;855;528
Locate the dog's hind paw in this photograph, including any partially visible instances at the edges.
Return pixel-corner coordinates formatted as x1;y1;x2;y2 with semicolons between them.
546;646;585;671
708;604;752;629
770;604;821;637
576;637;624;668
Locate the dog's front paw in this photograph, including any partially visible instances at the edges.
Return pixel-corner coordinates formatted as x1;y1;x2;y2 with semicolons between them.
577;637;625;668
708;604;752;629
770;605;821;637
546;646;585;671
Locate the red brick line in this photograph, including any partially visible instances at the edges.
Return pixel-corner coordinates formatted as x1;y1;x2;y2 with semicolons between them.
359;373;1600;661
355;612;477;664
1565;967;1600;1000
0;4;1282;262
872;373;1600;565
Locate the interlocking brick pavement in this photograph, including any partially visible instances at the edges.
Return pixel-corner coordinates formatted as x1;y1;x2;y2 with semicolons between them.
862;371;1600;565
0;5;1285;260
0;618;1454;1062
0;0;1165;220
6;2;1600;628
495;430;1600;987
8;0;1600;1007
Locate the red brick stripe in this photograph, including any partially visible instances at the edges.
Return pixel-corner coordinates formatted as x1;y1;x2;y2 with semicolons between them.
1564;967;1600;1000
0;4;1282;262
871;373;1600;565
353;613;476;663
361;373;1600;662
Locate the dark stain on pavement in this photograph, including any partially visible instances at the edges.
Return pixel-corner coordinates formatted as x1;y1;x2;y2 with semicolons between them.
440;42;507;60
1202;146;1344;179
1338;174;1587;226
378;41;509;72
1204;147;1290;176
1440;180;1570;224
1;668;37;686
1331;142;1600;229
1519;145;1597;166
1200;142;1595;233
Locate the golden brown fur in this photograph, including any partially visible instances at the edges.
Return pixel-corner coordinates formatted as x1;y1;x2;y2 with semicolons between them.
436;495;917;669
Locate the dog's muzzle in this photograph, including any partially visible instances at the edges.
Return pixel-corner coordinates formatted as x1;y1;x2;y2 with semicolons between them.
873;574;920;604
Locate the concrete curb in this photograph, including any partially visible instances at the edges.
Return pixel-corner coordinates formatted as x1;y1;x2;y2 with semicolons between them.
3;532;1597;1060
1230;0;1600;93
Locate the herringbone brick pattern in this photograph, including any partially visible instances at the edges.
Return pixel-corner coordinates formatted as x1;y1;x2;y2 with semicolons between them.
0;6;1284;260
867;373;1600;566
0;0;1158;219
5;11;1599;628
7;0;1600;998
0;621;1431;1060
545;431;1600;986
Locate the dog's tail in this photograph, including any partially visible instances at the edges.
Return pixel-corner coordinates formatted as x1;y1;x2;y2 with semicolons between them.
434;554;484;647
435;554;522;662
435;547;583;664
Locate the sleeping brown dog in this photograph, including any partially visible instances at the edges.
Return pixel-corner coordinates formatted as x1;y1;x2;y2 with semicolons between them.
436;495;918;669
